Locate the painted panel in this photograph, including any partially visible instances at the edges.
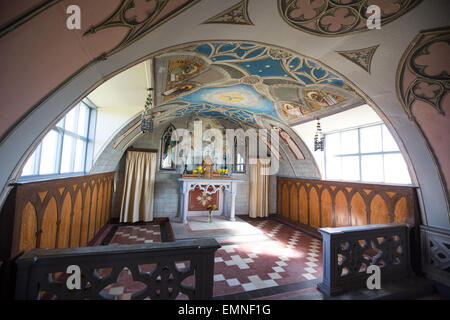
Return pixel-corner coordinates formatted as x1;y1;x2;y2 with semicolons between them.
40;197;58;249
335;191;348;227
370;195;389;224
58;193;72;249
70;190;83;248
350;192;367;226
18;202;38;253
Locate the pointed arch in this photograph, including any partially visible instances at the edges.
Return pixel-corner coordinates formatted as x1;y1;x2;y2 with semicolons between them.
160;124;176;170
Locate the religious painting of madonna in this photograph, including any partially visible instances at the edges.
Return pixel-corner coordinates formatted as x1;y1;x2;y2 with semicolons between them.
160;125;176;170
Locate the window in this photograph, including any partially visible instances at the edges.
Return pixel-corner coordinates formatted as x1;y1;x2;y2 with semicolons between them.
233;137;246;173
160;125;176;170
324;123;411;184
20;101;95;180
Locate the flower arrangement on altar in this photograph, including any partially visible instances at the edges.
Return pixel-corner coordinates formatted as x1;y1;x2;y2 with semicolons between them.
217;168;229;177
206;204;217;223
193;166;205;177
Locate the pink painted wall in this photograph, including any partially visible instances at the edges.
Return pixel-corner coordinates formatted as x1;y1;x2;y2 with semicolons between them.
0;0;192;138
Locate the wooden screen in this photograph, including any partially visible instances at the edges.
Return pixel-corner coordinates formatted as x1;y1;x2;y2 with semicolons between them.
277;177;419;232
10;172;114;257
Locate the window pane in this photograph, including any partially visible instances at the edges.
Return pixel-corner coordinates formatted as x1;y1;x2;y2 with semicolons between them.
341;156;360;181
22;149;37;176
326;133;340;156
326;155;341;180
384;153;411;184
382;125;399;152
361;154;383;182
77;104;89;137
360;125;382;153
61;134;75;173
340;129;358;154
56;118;65;129
74;139;86;172
64;105;78;133
39;130;59;175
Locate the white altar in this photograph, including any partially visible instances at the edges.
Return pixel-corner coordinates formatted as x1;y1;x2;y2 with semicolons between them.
178;178;245;224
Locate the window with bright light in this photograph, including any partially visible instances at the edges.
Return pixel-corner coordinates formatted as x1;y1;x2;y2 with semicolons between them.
233;137;246;173
324;123;411;184
20;101;95;180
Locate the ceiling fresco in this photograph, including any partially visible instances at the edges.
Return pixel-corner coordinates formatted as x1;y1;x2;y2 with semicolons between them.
277;0;422;37
153;41;364;127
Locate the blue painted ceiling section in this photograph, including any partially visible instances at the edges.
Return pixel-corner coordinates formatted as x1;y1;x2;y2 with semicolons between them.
175;84;278;119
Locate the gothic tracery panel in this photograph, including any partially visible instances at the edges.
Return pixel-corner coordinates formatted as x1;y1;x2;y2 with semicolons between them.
278;0;422;37
397;28;450;215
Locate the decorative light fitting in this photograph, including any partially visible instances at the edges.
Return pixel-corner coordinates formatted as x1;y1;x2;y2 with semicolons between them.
314;119;324;151
140;88;154;133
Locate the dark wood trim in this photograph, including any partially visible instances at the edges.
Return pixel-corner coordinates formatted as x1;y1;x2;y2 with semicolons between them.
273;215;322;239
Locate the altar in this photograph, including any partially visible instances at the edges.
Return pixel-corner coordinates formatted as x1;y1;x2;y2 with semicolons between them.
178;178;245;224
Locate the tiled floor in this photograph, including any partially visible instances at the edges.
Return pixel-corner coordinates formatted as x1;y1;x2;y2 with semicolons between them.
212;217;323;298
96;217;323;300
109;225;162;245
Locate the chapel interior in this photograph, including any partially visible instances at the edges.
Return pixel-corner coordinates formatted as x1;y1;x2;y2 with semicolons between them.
0;0;449;301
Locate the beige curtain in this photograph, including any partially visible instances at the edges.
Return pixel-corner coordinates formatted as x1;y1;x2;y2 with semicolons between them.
120;151;156;223
249;158;270;218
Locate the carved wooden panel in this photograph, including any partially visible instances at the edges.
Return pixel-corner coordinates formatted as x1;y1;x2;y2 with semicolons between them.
277;177;419;231
10;172;114;258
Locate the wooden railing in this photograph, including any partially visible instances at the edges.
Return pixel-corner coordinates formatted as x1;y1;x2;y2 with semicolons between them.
317;223;411;296
15;238;220;300
7;172;114;258
0;172;115;298
276;177;420;232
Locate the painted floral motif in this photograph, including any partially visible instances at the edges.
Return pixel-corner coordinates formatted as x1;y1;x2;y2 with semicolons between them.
84;0;201;56
319;7;358;33
398;30;450;116
124;0;158;24
396;28;450;212
196;192;212;206
413;41;450;80
278;0;421;36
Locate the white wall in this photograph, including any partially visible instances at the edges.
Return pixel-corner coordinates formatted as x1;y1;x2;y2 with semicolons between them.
93;107;142;159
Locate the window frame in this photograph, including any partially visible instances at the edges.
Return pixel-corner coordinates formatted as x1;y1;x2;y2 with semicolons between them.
19;100;96;182
323;122;411;185
233;136;246;174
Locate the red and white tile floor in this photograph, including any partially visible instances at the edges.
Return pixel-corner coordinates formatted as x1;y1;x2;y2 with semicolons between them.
109;225;162;245
98;217;323;299
212;218;323;297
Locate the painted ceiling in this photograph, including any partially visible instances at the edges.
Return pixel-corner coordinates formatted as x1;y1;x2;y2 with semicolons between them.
153;41;364;127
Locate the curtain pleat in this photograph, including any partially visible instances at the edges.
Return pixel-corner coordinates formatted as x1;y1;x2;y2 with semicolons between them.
249;158;270;218
120;151;156;223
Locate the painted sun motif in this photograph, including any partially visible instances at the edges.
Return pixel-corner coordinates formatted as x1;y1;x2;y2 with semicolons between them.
218;93;244;103
196;192;212;206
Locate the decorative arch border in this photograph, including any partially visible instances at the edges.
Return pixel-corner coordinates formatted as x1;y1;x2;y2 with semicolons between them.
277;0;422;37
396;27;450;221
0;39;440;225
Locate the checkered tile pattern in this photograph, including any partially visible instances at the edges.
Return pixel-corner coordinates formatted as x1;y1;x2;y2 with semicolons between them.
93;218;322;299
109;225;161;245
212;218;323;297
